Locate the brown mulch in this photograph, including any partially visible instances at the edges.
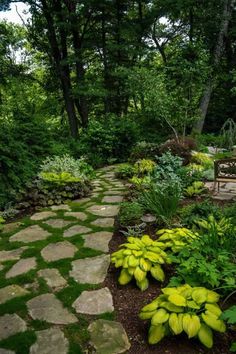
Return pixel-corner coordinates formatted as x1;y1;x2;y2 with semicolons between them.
104;227;234;354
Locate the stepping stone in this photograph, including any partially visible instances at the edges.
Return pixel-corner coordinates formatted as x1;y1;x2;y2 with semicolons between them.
2;222;22;234
41;241;77;262
63;225;92;238
72;197;90;204
27;293;77;324
93;187;103;192
37;269;67;290
91;218;115;228
102;196;123;203
70;255;110;284
30;211;56;221
212;193;235;201
10;225;51;244
0;349;15;354
0;285;29;305
51;204;71;211
87;205;120;217
0;247;28;262
103;191;124;196
5;257;37;279
43;219;72;229
88;319;130;354
82;232;112;252
73;288;114;315
0;314;27;340
0;265;3;272
30;328;68;354
64;212;87;221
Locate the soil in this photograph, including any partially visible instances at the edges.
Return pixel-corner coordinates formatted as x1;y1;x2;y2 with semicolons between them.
104;225;235;354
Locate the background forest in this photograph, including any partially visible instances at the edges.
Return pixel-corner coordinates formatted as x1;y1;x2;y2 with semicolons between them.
1;0;236;208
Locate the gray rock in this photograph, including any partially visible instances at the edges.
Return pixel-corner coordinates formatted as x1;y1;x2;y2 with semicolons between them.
0;247;28;262
43;219;72;229
30;211;56;221
2;222;22;234
91;218;115;228
212;193;235;201
41;241;77;262
27;293;77;324
103;191;124;196
82;232;112;252
0;285;29;305
72;288;114;315
10;225;51;244
30;328;69;354
0;349;15;354
72;197;90;204
64;212;87;221
102;196;123;204
6;257;37;279
63;225;92;238
37;269;67;290
51;204;71;211
87;205;120;217
70;255;110;284
88;319;130;354
0;314;27;340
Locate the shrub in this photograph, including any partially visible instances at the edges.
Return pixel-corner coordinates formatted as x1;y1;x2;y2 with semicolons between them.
134;159;156;176
129;141;160;162
115;164;135;179
156;228;199;253
191;152;213;169
139;285;225;348
221;306;236;352
184;181;207;197
159;139;191;165
0;216;5;231
119;202;144;226
111;235;170;290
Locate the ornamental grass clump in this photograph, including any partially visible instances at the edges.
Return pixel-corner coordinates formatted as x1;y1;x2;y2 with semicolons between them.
111;235;170;291
139;284;225;348
156;227;199;253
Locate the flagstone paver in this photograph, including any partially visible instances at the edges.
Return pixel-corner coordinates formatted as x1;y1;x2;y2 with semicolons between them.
9;225;51;243
63;225;92;238
43;219;72;229
72;197;90;204
91;218;115;228
0;349;15;354
73;287;114;315
5;257;37;279
64;211;87;221
30;328;69;354
0;314;27;340
82;232;113;252
70;255;110;284
103;190;124;195
87;204;120;217
27;294;77;324
0;247;28;262
37;269;67;290
102;196;123;203
41;241;77;262
30;211;56;221
88;319;131;354
0;285;29;305
51;204;71;211
2;222;22;234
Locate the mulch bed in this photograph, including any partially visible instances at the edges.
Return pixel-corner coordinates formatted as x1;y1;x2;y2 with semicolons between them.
104;226;235;354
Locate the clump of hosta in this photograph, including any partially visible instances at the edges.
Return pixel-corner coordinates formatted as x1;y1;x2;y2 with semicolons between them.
111;235;170;291
191;152;213;168
196;215;235;236
133;159;156;176
184;181;207;198
156;228;199;253
139;284;225;348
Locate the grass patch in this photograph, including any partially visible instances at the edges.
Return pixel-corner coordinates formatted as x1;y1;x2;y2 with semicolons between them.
0;331;36;354
65;321;90;354
0;295;30;317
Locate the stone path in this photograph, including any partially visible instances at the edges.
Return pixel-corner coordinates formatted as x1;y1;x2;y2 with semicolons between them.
0;166;130;354
205;181;236;201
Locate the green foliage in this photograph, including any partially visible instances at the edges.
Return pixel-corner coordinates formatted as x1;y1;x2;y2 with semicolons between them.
129;142;160;162
40;172;81;185
0;216;5;231
115;164;135;179
119;202;144;226
134;159;156;176
220;118;236;149
156;228;199;253
130;176;151;188
111;235;170;290
184;181;206;197
139;285;225;348
221;306;236;352
151;152;183;186
223;203;236;226
191;152;213;168
159;140;192;165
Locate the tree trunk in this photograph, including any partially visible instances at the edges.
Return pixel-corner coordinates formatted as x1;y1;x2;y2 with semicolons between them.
193;0;235;134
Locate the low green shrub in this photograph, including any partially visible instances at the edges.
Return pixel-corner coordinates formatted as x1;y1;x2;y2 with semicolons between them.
156;227;199;253
115;164;135;179
134;159;156;176
129;141;160;162
184;181;207;197
221;306;236;352
159;139;192;165
119;202;144;226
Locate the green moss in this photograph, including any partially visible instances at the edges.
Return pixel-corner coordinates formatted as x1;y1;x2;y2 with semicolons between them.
0;331;36;354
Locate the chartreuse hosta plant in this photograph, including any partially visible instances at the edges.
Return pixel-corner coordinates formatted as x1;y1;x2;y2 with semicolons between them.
139;285;225;348
111;235;170;291
156;228;199;253
184;181;206;198
133;159;156;176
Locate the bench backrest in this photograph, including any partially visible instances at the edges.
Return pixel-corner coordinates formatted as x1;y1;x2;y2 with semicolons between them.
214;158;236;180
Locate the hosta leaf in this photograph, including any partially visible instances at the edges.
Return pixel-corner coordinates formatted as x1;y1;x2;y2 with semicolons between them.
123;243;140;250
136;278;149;291
187;301;200;310
150;265;165;282
140;258;151;272
139;310;156;320
183;314;201;338
205;303;222;317
118;269;132;285
134;266;146;282
202;312;226;333
141;300;159;312
151;308;169;325
168;294;186;307
128;255;139;267
206;290;220;303
148;324;166;344
192;288;208;304
160;301;184;313
198;323;213;349
168;313;183;335
127;266;135;275
162;288;179;296
141;235;153;246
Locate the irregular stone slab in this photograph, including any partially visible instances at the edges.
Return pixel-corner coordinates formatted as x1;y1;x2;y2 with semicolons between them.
87;205;119;217
91;218;114;228
6;257;37;279
82;232;112;252
30;211;56;221
10;225;51;244
64;212;87;221
73;288;114;315
41;241;77;262
63;225;92;238
0;247;28;262
0;265;3;272
73;197;90;204
0;314;27;340
88;319;130;354
43;219;72;229
27;293;77;324
70;255;110;284
51;204;71;211
212;193;235;201
103;191;124;196
30;327;69;354
37;268;67;290
0;285;29;305
2;222;22;234
0;349;15;354
102;196;123;204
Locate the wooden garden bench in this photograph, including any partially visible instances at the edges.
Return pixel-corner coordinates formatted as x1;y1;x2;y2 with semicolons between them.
214;158;236;191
